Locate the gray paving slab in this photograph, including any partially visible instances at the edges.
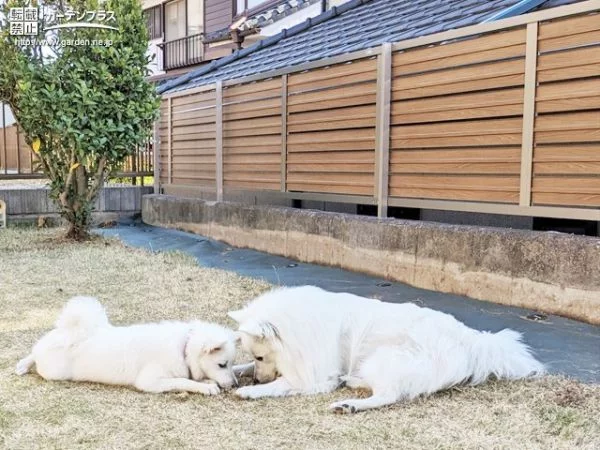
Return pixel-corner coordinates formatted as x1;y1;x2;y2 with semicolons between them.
97;223;600;383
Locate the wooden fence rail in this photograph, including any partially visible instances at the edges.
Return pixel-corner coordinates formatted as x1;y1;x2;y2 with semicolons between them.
0;121;154;184
157;0;598;221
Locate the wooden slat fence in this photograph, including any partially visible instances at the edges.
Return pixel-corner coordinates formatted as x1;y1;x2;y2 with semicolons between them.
157;0;600;221
0;111;154;184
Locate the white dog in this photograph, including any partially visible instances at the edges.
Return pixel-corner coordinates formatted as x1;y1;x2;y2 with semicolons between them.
228;286;545;413
16;296;238;394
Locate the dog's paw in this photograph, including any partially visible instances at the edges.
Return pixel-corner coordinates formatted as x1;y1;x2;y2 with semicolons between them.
235;386;262;399
15;359;31;376
329;400;358;414
199;383;220;396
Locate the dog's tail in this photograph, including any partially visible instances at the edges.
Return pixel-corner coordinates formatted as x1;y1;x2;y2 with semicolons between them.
55;296;109;338
469;329;545;385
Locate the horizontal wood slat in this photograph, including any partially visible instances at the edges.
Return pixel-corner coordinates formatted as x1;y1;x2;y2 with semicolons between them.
222;77;283;191
389;28;529;206
287;150;374;162
538;13;600;40
393;28;526;67
390;147;521;163
533;10;600;212
537;46;600;71
288;105;375;124
393;60;525;92
287;59;377;196
536;78;600;100
288;83;377;106
390;162;521;174
534;145;600;161
395;43;526;76
533;177;600;194
288;58;377;90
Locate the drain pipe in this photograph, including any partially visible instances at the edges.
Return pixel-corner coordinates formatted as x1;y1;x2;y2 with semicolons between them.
482;0;548;22
321;0;328;13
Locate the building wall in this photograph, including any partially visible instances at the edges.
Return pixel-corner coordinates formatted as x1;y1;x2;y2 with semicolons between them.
147;38;165;76
206;0;234;34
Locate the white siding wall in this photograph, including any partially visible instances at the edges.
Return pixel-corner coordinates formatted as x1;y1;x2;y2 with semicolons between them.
147;37;165;76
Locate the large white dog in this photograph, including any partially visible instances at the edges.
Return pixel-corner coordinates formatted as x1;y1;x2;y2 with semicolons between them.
17;296;239;394
229;286;545;413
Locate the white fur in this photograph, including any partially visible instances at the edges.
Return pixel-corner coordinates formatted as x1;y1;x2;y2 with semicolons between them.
229;286;545;413
17;296;239;394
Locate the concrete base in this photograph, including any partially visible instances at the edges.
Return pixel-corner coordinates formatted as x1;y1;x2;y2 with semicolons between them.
8;211;141;227
142;195;600;325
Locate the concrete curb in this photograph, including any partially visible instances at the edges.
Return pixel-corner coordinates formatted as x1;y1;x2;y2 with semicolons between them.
142;194;600;325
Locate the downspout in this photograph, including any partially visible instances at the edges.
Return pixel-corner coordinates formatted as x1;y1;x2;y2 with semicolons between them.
321;0;328;13
482;0;548;22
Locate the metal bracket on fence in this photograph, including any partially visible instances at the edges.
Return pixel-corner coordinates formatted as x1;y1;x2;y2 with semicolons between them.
0;199;6;229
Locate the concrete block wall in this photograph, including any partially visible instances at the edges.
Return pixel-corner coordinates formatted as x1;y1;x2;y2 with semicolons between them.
0;186;153;222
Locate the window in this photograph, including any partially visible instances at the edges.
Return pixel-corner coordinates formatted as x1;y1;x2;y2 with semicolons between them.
165;0;186;41
144;5;163;40
236;0;269;16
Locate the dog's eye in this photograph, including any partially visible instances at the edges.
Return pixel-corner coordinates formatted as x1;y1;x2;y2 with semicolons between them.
255;356;263;362
218;363;227;369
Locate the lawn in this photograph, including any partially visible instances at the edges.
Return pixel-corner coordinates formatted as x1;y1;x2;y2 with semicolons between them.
1;228;599;449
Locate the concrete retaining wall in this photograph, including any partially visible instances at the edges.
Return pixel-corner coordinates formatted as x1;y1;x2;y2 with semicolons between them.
142;194;600;325
0;186;153;224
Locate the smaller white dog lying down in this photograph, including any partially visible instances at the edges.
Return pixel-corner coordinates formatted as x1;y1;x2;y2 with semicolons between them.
229;286;545;413
16;296;238;394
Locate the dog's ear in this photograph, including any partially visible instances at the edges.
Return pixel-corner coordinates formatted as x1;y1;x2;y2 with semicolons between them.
238;320;279;340
203;340;226;354
233;331;243;343
227;309;244;323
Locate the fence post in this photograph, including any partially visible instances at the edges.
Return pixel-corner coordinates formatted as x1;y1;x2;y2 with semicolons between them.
131;145;137;185
520;21;539;207
216;81;224;202
168;97;173;185
281;74;288;192
2;104;6;175
153;118;161;194
375;43;392;218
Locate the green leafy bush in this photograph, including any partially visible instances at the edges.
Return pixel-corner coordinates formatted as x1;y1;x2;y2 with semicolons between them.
0;0;159;239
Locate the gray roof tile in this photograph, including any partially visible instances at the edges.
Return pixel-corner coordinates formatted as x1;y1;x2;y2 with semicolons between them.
160;0;584;94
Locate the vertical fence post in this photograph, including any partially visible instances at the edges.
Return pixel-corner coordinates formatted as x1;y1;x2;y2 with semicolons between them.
131;144;137;185
168;97;173;185
216;81;224;202
16;124;21;175
375;43;392;218
520;21;539;207
281;74;288;192
2;104;6;175
153;118;161;194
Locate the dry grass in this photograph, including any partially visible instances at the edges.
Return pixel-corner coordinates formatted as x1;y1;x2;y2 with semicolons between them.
1;228;599;450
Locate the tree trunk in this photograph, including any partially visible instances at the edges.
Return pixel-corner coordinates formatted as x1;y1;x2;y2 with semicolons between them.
65;218;90;241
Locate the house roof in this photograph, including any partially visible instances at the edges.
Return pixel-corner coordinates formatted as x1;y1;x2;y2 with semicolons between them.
204;0;322;43
159;0;584;95
239;0;323;32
